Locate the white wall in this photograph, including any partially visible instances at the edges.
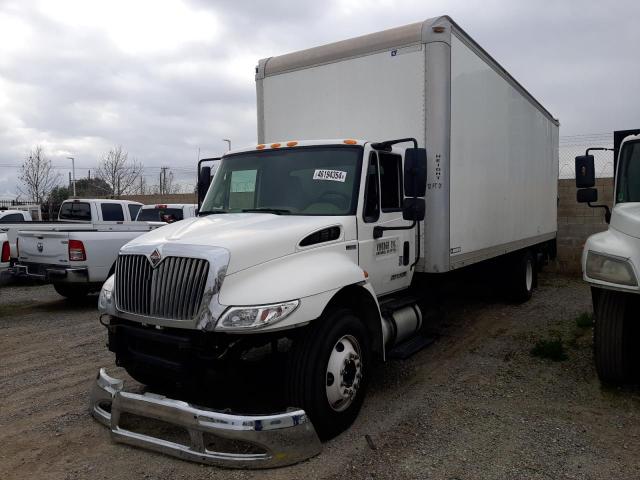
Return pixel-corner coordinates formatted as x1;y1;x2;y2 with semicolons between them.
449;34;558;262
262;45;426;145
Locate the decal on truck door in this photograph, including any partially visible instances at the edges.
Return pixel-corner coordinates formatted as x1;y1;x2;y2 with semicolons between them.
375;238;397;257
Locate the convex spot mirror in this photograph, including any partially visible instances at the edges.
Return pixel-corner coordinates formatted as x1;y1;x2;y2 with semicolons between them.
404;148;427;198
575;155;595;189
402;197;425;221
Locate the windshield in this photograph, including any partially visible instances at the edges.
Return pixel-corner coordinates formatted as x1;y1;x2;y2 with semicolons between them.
137;207;184;223
200;146;363;216
616;140;640;203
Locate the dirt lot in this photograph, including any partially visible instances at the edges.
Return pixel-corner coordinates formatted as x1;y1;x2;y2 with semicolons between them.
1;273;639;480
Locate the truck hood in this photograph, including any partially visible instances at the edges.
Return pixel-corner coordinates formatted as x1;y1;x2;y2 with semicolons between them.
610;203;640;240
121;213;348;274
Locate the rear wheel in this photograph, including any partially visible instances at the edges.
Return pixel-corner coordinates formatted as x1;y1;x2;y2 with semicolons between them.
594;290;639;384
53;283;90;300
285;308;371;440
507;250;536;303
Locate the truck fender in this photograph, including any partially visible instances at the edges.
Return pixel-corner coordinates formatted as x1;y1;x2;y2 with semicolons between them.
323;283;385;359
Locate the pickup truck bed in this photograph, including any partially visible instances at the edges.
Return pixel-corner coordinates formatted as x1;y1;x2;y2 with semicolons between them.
15;222;161;297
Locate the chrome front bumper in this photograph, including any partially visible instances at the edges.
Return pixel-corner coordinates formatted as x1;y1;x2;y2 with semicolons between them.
90;368;322;469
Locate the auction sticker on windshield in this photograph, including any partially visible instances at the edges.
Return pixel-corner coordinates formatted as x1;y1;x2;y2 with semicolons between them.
313;169;347;182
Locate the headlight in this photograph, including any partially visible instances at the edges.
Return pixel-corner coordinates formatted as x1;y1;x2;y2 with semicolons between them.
98;274;115;312
216;300;300;330
586;251;638;286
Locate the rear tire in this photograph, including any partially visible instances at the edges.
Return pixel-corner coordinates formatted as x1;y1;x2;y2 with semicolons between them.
507;250;536;303
594;290;638;384
285;308;371;440
53;283;89;300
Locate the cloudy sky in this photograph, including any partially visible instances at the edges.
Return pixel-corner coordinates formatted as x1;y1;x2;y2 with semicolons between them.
0;0;638;199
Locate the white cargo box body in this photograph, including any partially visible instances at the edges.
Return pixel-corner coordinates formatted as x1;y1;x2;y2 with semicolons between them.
256;15;559;273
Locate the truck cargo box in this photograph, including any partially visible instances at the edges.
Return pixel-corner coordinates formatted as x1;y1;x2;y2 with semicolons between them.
256;15;559;273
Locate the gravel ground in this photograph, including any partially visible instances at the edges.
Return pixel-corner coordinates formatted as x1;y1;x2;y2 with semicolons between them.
0;273;639;480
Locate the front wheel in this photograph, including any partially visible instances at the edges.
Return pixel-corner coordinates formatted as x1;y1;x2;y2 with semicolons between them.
285;308;371;440
594;289;639;384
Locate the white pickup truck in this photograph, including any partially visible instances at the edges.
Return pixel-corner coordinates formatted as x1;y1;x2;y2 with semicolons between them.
0;198;142;261
575;129;640;384
135;203;197;223
91;17;559;468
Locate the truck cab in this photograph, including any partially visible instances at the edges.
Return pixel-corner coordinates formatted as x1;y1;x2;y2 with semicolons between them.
576;132;640;383
58;199;142;222
95;139;427;452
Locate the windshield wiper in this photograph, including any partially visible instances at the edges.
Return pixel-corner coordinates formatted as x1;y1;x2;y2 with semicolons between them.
241;208;292;215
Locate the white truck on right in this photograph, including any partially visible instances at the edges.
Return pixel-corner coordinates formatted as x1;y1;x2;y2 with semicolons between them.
576;129;640;384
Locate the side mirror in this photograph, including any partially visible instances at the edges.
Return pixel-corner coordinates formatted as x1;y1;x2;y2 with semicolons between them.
577;188;598;204
404;148;427;197
197;166;212;205
575;155;595;188
402;197;425;221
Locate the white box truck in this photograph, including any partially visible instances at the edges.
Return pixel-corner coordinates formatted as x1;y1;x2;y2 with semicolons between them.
91;16;559;468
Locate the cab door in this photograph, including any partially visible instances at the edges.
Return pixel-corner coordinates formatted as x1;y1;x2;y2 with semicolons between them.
357;148;414;296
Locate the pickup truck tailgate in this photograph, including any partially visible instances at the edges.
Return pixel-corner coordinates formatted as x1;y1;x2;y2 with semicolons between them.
18;230;71;266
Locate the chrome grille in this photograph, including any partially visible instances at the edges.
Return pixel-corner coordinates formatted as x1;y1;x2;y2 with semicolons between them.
115;254;210;320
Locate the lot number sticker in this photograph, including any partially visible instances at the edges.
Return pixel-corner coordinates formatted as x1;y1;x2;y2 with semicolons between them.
313;169;347;182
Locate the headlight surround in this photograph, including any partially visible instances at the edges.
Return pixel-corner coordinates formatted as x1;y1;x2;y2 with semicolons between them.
216;300;300;330
586;251;638;286
98;274;115;312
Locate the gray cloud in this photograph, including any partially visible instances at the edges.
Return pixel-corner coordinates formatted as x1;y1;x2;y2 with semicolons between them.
1;0;638;199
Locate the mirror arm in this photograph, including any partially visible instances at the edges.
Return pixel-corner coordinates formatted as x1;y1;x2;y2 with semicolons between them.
585;147;613;156
587;202;612;224
373;220;416;239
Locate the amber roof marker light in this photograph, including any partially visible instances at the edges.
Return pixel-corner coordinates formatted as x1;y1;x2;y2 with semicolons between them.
286;141;298;147
271;143;282;148
256;144;266;150
343;139;358;145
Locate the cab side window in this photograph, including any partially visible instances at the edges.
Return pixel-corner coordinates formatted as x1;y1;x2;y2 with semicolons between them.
379;152;403;211
101;203;125;221
363;152;380;223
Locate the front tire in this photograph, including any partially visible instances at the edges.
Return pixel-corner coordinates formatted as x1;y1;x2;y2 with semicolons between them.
285;308;371;440
594;290;638;384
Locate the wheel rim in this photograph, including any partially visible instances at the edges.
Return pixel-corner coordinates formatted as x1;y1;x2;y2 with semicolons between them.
526;259;533;291
325;334;363;412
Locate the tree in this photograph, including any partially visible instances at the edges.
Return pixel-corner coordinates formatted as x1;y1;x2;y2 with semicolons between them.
19;146;61;203
74;177;112;197
96;146;143;197
48;185;70;205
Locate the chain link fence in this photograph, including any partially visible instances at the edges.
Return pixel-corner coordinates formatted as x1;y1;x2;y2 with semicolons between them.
559;133;613;179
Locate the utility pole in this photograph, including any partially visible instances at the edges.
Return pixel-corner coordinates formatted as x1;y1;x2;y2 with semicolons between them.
160;167;169;196
223;139;231;151
67;157;76;197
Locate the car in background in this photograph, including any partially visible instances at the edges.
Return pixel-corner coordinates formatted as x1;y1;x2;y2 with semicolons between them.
135;204;197;223
0;210;33;223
